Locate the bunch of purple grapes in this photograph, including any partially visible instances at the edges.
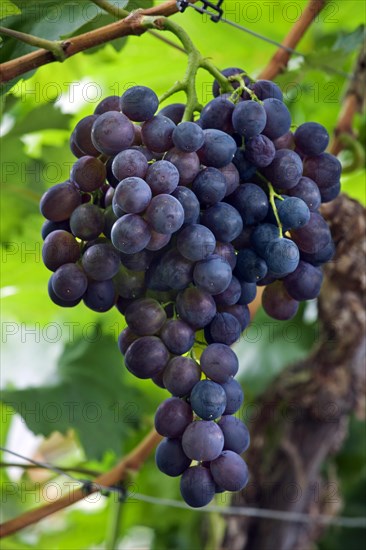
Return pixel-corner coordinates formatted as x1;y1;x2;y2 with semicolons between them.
40;68;341;507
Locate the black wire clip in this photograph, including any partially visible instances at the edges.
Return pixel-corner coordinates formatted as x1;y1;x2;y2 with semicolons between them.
176;1;224;23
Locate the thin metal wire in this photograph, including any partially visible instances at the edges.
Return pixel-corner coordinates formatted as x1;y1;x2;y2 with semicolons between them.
182;1;354;80
2;447;366;529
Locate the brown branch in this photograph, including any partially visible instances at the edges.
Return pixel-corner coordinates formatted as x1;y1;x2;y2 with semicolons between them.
0;429;162;539
0;0;197;85
330;46;366;155
259;0;328;80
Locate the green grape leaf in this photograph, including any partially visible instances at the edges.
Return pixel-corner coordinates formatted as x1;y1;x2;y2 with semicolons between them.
332;25;366;54
1;333;144;459
0;0;21;20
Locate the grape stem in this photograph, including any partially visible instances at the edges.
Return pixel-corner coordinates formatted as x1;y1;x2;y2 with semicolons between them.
0;26;66;61
229;75;262;104
150;18;234;121
256;172;284;238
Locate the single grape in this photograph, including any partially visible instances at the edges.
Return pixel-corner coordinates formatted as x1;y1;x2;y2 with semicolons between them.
291;212;331;254
219;163;240;196
124;336;169;378
232;101;267;138
73;115;99;156
173;121;205;152
159;103;185;124
172;187;201;225
156;438;191;477
83;279;116;312
214;242;237;270
145;160;180;195
81;243;120;281
141;115;176;153
227;183;269;225
70;156;106;192
237;280;257;306
42;230;80;271
200;97;235;134
91;111;135;155
160;319;195;355
294;122;329;156
233;148;257;182
192;167;227;207
182;420;224;461
70;204;105;241
94;95;120;114
125;298;167;336
262;281;299;320
180;465;216;508
287;176;321;212
263;149;303;190
155;397;193;438
120;85;159;122
214;275;242;306
113;177;152;214
262;98;292;140
244;134;276;168
190;380;227;420
221;378;244;414
146;230;171;251
120;248;155;272
263;237;300;276
251;80;283;101
41;219;71;240
236;249;268;282
300;240;335;266
177;224;216;262
283;260;323;301
207;313;241;345
111;149;149;181
210;451;249;492
165;148;201;186
117;327;140;355
176;287;217;329
250;223;280;257
40;182;81;222
201;203;243;243
303;153;342;190
218;416;250;454
145;194;185;235
163;356;201;397
277;197;311;230
111;214;151;254
200;343;239;383
198;129;237;168
220;304;250;331
159;248;194;290
48;275;81;307
273;131;295;150
52;263;88;301
193;255;232;295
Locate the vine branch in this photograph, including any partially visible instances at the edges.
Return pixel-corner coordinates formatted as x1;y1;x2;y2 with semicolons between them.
0;429;163;538
259;0;328;80
0;0;198;85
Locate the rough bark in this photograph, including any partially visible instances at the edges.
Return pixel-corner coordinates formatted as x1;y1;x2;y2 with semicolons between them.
223;194;366;550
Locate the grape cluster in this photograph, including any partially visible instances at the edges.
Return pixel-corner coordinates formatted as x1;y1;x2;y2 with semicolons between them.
40;70;340;507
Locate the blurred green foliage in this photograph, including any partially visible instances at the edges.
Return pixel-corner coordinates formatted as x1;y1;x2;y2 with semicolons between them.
1;1;365;548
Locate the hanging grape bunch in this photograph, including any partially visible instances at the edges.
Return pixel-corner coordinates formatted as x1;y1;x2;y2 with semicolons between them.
40;65;341;508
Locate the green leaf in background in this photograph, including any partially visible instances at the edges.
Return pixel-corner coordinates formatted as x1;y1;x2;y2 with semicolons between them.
333;24;366;54
1;332;144;459
0;0;21;19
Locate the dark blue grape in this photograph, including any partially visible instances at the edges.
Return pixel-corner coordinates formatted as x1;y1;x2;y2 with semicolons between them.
180;465;216;508
114;177;152;214
221;304;250;331
117;327;139;355
125;298;166;336
160;248;194;290
156;438;191;477
250;223;280;257
182;421;224;461
218;416;250;454
263;149;303;190
176;287;217;329
160;319;195;355
71;156;106;192
193;255;232;295
263;237;300;276
291;212;331;254
251;80;283;101
82;243;120;280
221;378;244;414
48;275;81;307
40;182;81;222
192;167;227;206
42;230;80;271
114;266;145;300
237;281;257;305
120;249;155;272
172;186;200;225
303;153;342;191
155;397;193;438
200;343;238;384
214;276;242;306
262;281;299;320
190;380;227;420
236;249;268;283
91;111;135;155
219;163;240;196
141;115;176;153
287;177;321;212
146;230;171;251
319;180;341;203
173;121;205;152
227;183;269;225
52;263;88;301
111;214;151;254
294;122;329;156
232;101;267;138
41;219;71;240
210;451;249;492
94;95;120;114
145;160;180;195
159;103;185;124
145;194;184;235
177;224;216;262
120;86;159;122
214;242;237;270
201;203;243;243
262;98;291;140
200;97;234;134
273;131;295;151
277;197;311;230
283;260;323;301
163;356;201;397
165;148;201;186
300;240;335;266
208;313;241;345
198;129;237;168
111;149;148;181
70;204;104;240
232;149;257;181
83;279;116;312
125;336;169;379
73;115;99;156
244;134;276;168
